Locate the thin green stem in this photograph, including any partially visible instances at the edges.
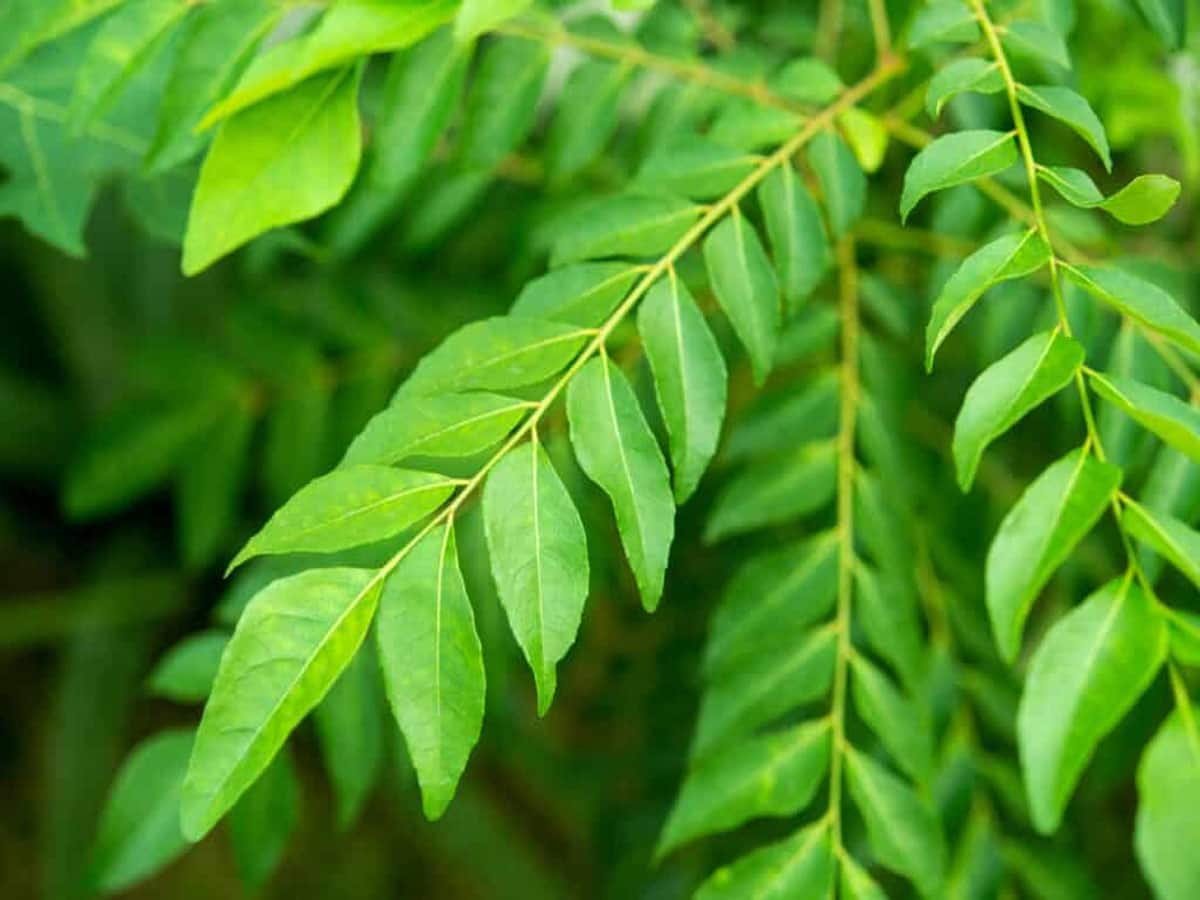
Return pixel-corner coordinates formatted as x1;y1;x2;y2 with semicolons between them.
816;0;843;62
827;234;861;846
867;0;893;63
357;59;906;601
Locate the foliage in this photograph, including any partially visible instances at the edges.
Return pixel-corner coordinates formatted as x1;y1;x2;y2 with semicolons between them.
1;0;1198;897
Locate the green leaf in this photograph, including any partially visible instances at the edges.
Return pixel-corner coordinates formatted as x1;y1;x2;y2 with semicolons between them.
1002;20;1071;69
725;373;839;461
926;230;1051;370
757;163;832;308
807;130;866;237
1018;577;1167;832
1136;707;1200;898
704;532;839;677
695;822;835;900
181;567;382;840
376;524;484;820
771;57;844;103
840;854;889;900
65;402;219;520
546;60;630;181
692;627;837;757
455;0;532;42
1016;84;1111;171
1169;613;1200;666
638;276;728;502
144;0;279;174
69;0;189;128
343;392;531;467
901;130;1018;221
404;317;590;395
952;330;1084;490
146;631;229;704
567;356;675;611
551;193;701;266
0;0;125;71
182;67;363;274
313;643;385;831
710;101;803;151
483;442;589;715
176;400;254;569
511;263;643;328
1121;498;1200;590
89;730;193;893
850;655;933;785
1088;372;1200;464
846;748;945;896
200;0;456;126
926;58;1004;119
705;442;838;541
1133;0;1186;47
1065;264;1200;356
986;449;1122;662
658;720;831;857
637;138;759;200
854;563;925;693
1037;167;1180;224
909;1;981;48
837;107;889;173
228;751;298;891
459;35;549;169
703;210;780;384
229;466;458;571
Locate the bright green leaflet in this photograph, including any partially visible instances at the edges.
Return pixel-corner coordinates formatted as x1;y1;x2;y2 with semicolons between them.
837;107;889;173
1120;499;1200;590
771;57;843;103
1088;372;1200;464
199;0;457;127
840;854;889;900
1016;84;1112;171
758;162;832;308
89;729;193;893
566;355;675;611
691;627;837;758
1037;167;1180;225
695;823;835;900
705;442;837;541
342;392;530;467
845;748;946;897
402;317;590;395
952;330;1084;490
180;567;381;840
807;129;866;237
704;533;838;677
146;630;229;704
926;58;1004;119
511;263;642;328
1002;19;1071;69
1018;578;1167;832
900;129;1018;221
1064;264;1200;355
637;276;728;503
182;66;363;275
850;654;933;785
229;466;458;571
1135;708;1200;899
925;229;1051;370
986;448;1122;662
455;0;532;43
702;211;780;385
551;194;702;266
376;524;485;820
312;643;384;831
483;441;589;715
228;751;298;891
658;720;831;857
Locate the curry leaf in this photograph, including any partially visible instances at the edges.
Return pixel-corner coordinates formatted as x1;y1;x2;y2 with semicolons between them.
1088;372;1200;464
1016;84;1111;171
1120;498;1200;590
1037;167;1180;224
901;130;1019;221
758;162;833;308
807;130;867;237
1135;707;1200;899
926;58;1004;118
694;823;835;900
1064;265;1200;355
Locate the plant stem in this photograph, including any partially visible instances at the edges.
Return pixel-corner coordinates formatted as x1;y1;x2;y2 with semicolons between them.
355;59;906;601
827;234;861;846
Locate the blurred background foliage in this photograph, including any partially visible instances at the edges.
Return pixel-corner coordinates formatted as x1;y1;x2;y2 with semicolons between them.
0;0;1197;897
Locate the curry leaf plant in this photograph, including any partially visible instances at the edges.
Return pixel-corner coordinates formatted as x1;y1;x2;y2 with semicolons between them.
3;0;1196;897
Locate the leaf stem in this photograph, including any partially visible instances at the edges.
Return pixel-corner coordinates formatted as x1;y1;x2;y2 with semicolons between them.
356;58;907;602
827;234;861;847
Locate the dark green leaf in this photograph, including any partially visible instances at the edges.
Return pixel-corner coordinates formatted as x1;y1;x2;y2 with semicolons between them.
851;655;933;785
146;631;228;704
551;194;701;266
546;60;630;181
228;751;298;891
705;442;837;541
459;35;548;169
758;163;832;308
637;138;759;200
807;130;866;237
